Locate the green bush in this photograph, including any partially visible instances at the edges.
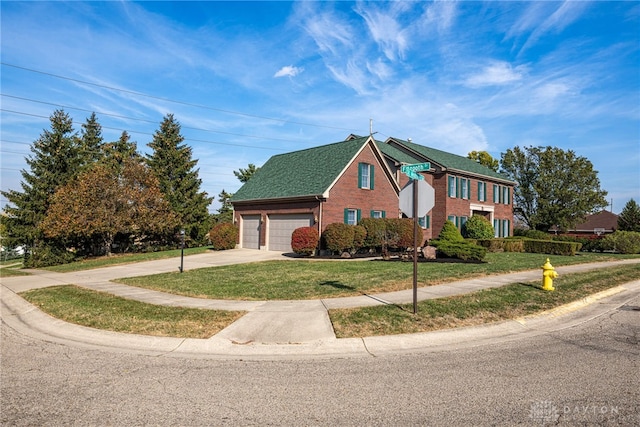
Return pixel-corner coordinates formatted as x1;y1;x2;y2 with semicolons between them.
430;220;464;247
477;239;504;252
359;218;386;249
523;239;582;256
603;231;640;254
477;238;525;253
291;226;319;256
523;230;553;240
462;215;495;239
322;223;356;254
209;223;239;250
25;242;76;267
436;241;487;262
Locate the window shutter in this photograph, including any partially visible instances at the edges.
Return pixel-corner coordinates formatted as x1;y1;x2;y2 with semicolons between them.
344;208;349;224
382;210;386;218
506;187;511;205
493;184;498;203
456;177;460;198
357;209;362;222
426;215;430;228
358;163;363;189
370;165;374;190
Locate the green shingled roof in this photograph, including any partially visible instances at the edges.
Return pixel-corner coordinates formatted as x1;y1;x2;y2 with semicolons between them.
231;136;370;202
383;138;513;182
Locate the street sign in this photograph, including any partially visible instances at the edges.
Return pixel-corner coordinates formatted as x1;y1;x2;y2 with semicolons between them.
399;180;435;218
400;162;430;180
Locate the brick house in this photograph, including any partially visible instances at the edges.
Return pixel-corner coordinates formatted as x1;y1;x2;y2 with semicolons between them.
231;135;516;251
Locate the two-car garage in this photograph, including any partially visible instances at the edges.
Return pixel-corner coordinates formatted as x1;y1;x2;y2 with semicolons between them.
240;213;314;252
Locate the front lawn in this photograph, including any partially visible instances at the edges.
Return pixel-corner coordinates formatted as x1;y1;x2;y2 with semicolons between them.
329;263;640;337
21;285;245;338
116;252;639;300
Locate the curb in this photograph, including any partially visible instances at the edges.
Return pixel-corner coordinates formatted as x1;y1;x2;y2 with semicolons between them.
3;279;639;360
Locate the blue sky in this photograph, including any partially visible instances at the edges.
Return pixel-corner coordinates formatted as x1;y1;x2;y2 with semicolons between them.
1;1;639;214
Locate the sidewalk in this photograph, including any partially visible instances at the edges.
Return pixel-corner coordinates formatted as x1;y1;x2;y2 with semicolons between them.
2;250;639;359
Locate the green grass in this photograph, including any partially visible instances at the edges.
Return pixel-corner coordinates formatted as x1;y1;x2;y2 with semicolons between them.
117;252;640;300
0;260;28;277
42;246;211;273
329;263;640;338
20;285;245;338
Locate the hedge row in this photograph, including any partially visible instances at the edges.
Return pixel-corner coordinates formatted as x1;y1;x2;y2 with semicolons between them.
320;218;414;255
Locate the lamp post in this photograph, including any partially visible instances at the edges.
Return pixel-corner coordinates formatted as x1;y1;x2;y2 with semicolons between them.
179;229;185;273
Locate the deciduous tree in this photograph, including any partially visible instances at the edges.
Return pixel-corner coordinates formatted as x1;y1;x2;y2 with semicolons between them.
467;151;499;172
41;161;178;256
500;146;608;231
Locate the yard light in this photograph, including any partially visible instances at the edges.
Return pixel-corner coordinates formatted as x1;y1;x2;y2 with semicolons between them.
179;229;185;273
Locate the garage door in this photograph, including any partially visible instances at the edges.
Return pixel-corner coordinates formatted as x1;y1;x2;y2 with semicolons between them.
241;215;261;249
268;214;314;252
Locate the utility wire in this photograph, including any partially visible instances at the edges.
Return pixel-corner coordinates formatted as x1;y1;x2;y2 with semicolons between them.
1;109;284;151
1;94;309;144
1;62;356;132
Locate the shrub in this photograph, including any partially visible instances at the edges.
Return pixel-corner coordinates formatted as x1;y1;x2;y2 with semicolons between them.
291;226;319;256
462;215;495;239
385;218;414;249
477;239;505;252
523;239;582;256
25;242;76;267
523;230;553;240
436;241;487;262
359;218;386;249
353;225;367;250
430;220;464;247
209;223;238;250
503;239;524;252
322;223;356;254
603;231;640;254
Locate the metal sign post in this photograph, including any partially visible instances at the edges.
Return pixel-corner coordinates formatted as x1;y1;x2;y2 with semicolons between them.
412;178;419;314
399;162;433;314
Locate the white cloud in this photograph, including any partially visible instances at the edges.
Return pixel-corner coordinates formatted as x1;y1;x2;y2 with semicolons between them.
465;61;525;87
274;65;304;78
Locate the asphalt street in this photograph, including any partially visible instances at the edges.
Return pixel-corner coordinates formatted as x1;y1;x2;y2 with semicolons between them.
2;294;639;426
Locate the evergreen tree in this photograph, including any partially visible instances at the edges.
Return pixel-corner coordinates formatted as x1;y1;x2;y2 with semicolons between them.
214;189;234;224
467;151;499;172
618;199;640;232
234;163;259;183
146;114;212;243
101;131;141;171
0;109;82;265
79;112;104;166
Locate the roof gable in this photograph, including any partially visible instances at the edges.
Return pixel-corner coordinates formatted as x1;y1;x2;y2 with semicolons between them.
384;137;514;183
232;136;382;202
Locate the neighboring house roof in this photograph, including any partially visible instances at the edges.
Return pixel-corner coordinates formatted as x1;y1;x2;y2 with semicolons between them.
382;137;514;184
231;135;394;203
573;210;618;232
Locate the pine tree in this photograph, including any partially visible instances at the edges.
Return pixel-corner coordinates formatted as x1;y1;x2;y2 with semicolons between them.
146;114;212;243
618;199;640;232
79;112;104;167
1;109;82;265
101;131;141;171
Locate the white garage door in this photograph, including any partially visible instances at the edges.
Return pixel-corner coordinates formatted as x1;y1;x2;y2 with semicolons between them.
268;214;314;252
241;215;261;249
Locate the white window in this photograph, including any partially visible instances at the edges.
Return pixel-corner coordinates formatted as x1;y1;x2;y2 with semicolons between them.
359;163;374;189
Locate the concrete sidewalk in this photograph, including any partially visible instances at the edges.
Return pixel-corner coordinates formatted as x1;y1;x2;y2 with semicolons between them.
2;250;639;359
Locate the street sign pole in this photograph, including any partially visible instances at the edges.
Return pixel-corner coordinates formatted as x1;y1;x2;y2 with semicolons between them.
412;178;418;314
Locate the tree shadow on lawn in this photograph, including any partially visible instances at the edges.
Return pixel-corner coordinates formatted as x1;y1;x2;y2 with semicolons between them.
318;280;357;291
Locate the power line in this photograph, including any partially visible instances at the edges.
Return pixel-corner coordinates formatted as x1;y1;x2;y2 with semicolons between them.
0;109;285;152
1;62;355;132
1;94;310;144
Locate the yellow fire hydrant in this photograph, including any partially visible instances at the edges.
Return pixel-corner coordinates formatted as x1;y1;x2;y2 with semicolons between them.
541;258;558;291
